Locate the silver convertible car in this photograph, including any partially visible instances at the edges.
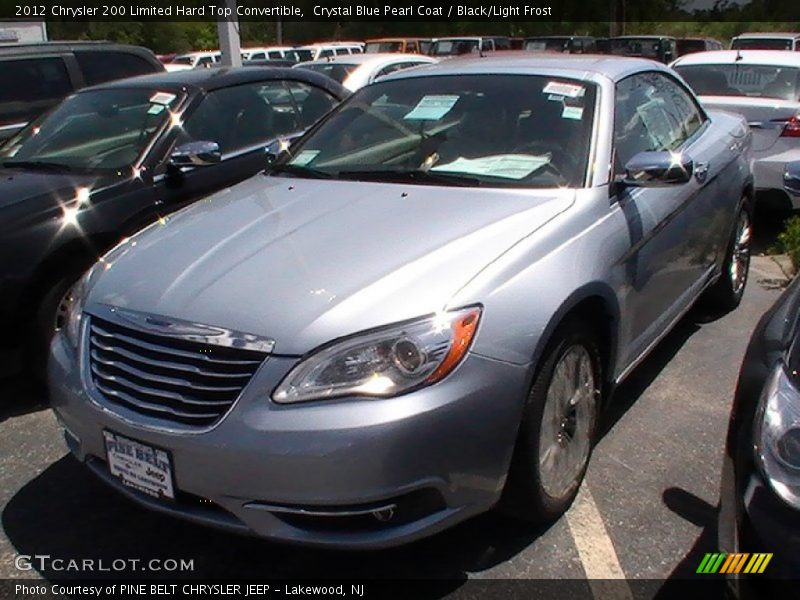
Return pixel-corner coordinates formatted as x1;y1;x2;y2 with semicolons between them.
50;55;754;548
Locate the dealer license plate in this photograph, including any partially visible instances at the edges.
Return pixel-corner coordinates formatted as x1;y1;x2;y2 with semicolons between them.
103;431;175;500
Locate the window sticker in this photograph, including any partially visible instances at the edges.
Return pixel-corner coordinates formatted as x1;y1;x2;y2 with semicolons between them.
636;98;678;148
147;104;166;115
290;150;320;166
543;81;585;98
403;95;460;120
562;106;584;120
149;92;177;106
431;154;551;180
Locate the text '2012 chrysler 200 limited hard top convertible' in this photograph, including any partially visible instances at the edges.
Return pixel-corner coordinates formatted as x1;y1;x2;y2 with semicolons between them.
50;55;754;548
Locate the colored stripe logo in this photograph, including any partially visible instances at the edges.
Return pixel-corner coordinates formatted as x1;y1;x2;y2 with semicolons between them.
696;553;772;574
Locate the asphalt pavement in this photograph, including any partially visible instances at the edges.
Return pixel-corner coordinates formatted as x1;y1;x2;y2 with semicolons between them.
0;255;790;592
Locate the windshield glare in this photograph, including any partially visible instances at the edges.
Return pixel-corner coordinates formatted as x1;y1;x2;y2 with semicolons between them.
0;88;180;172
280;74;596;188
676;64;800;101
301;63;358;84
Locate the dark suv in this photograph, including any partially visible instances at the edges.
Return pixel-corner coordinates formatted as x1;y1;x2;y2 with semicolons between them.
0;41;163;140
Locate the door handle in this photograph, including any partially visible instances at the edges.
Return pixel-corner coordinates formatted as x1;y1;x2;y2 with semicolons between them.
694;161;709;184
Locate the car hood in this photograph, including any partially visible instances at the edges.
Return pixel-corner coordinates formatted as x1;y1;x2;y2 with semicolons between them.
0;168;98;213
88;175;573;354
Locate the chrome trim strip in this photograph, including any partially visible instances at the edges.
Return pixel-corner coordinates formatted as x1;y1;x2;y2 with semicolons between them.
243;501;398;518
0;121;27;132
87;303;275;353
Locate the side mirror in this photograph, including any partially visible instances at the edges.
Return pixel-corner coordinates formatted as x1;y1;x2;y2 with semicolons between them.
170;141;221;167
621;151;693;187
784;161;800;197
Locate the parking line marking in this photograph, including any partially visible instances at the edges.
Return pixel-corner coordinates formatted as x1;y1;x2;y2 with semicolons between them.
566;485;633;600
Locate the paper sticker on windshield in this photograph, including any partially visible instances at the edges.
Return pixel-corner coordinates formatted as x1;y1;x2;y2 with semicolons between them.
149;92;177;106
562;106;584;120
404;95;460;121
543;82;585;98
147;104;166;115
290;150;320;166
431;154;550;180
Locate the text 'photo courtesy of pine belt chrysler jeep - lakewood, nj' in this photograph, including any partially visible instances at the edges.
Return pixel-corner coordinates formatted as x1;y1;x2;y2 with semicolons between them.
48;54;755;548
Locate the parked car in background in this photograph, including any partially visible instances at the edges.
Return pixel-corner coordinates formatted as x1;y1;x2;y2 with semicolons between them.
0;41;163;141
719;163;800;598
731;33;800;52
676;37;725;55
50;54;753;548
296;53;436;91
429;36;503;56
0;67;345;374
524;36;597;54
244;59;298;69
242;46;302;63
156;53;177;64
165;51;221;71
607;36;677;63
293;43;364;62
672;50;800;209
364;38;432;54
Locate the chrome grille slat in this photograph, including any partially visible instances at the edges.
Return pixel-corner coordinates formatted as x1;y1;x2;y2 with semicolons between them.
87;314;268;428
90;337;255;379
94;381;220;421
91;364;234;407
91;324;263;366
90;349;244;392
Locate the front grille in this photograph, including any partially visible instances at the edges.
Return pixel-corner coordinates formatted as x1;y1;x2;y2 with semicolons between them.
87;315;267;427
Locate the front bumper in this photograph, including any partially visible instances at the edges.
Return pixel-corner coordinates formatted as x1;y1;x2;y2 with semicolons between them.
49;332;530;548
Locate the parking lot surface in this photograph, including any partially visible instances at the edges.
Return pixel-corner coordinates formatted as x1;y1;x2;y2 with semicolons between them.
0;255;789;589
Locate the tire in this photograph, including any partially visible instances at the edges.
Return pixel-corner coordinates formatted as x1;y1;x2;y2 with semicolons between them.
27;265;87;380
702;200;752;314
499;317;602;524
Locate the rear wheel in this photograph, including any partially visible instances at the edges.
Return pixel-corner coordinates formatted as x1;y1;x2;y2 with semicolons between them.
703;202;752;313
500;318;602;523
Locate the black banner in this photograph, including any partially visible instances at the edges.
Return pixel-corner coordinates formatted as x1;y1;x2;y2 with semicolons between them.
2;0;800;22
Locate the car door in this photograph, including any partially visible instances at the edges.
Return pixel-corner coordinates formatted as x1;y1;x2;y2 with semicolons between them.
152;80;338;208
613;71;719;365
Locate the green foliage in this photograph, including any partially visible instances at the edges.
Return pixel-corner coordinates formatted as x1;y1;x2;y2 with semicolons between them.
774;216;800;271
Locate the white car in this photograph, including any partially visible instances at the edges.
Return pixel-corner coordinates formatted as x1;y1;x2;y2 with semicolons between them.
731;32;800;52
672;50;800;208
295;53;436;91
293;43;364;62
242;46;303;62
165;51;220;71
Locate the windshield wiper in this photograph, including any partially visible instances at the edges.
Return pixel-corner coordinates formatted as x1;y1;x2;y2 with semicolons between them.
3;160;73;172
337;169;481;187
269;163;333;179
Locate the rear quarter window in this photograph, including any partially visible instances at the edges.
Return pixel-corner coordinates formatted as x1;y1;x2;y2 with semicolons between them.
0;57;73;127
75;51;160;86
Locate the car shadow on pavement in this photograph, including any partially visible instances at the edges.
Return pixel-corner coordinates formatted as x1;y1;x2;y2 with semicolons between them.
0;376;48;423
3;305;713;585
3;453;550;586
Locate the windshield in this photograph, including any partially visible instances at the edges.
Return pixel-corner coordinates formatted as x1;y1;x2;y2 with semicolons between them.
675;64;800;101
277;74;596;188
732;38;794;51
609;38;663;58
430;39;479;56
525;38;570;52
300;63;358;84
0;88;181;172
171;56;194;65
366;42;403;53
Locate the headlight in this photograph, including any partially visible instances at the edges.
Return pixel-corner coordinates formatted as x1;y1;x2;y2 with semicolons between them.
62;270;92;349
754;364;800;509
273;306;481;404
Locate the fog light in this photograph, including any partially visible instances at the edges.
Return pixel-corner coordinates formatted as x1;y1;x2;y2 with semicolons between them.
777;428;800;468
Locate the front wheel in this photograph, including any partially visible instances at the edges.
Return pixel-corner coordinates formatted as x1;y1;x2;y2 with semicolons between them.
703;202;752;313
499;318;602;524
